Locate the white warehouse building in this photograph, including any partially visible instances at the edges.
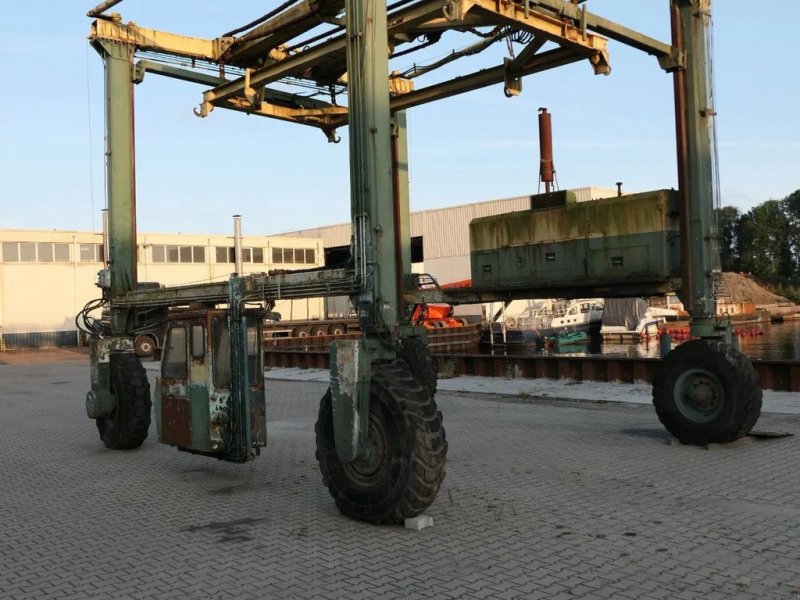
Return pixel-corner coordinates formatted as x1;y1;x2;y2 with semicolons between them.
0;229;325;349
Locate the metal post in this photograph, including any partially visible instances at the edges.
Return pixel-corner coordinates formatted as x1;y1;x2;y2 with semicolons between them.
345;0;397;341
538;107;555;195
233;214;243;276
95;39;137;334
672;0;721;338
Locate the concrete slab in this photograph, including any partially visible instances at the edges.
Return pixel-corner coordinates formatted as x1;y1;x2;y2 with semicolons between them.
2;357;799;600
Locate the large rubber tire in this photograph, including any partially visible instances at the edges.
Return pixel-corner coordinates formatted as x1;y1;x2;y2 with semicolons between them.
310;324;329;337
315;360;447;524
134;334;156;358
327;323;346;336
96;353;152;450
400;336;438;398
653;339;761;445
292;326;311;338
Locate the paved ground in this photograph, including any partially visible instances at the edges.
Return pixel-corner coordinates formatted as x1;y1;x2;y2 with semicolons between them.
2;352;800;599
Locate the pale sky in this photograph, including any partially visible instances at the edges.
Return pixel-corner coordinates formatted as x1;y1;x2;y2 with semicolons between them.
0;1;797;236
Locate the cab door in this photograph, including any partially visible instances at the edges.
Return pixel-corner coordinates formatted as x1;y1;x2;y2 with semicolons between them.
156;322;192;448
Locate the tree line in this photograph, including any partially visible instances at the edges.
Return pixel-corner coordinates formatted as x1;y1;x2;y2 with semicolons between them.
716;189;800;301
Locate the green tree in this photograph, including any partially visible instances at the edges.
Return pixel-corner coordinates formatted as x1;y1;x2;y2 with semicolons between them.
737;200;792;279
780;189;800;278
716;205;740;271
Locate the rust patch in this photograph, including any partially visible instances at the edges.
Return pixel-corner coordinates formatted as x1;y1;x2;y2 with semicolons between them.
161;396;192;447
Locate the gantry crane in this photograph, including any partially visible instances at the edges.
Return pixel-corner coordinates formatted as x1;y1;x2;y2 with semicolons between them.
82;0;761;524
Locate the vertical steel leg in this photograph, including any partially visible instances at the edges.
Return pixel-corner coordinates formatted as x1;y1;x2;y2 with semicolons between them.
672;0;725;340
94;39;138;334
345;0;398;341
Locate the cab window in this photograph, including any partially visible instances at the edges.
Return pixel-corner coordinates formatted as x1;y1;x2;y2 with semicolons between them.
246;320;262;384
212;317;231;388
162;326;187;379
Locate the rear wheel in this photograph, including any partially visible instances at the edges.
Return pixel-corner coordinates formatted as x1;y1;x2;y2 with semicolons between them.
134;334;156;358
315;360;447;524
97;353;152;450
653;339;761;445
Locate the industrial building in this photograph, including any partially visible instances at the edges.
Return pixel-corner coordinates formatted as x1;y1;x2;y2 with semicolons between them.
0;229;324;349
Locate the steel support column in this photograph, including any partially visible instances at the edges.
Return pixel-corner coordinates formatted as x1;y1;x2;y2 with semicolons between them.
673;0;721;338
95;40;138;333
345;0;398;339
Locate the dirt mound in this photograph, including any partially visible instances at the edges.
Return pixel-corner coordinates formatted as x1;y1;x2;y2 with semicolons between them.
721;272;789;305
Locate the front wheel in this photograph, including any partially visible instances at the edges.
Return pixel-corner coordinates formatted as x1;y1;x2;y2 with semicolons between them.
315;360;447;524
652;339;761;445
96;353;152;450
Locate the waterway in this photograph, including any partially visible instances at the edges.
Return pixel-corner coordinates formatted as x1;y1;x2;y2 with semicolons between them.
493;320;800;361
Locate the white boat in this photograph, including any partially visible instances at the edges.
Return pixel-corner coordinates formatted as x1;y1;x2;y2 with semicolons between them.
483;298;604;345
600;298;676;342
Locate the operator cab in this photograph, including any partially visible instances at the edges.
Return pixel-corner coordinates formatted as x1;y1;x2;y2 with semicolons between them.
155;308;266;462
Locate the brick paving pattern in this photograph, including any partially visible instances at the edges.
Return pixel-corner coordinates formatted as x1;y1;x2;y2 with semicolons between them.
2;358;799;599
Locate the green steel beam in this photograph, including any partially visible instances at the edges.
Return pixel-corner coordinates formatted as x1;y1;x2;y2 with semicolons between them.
95;40;137;334
346;0;398;336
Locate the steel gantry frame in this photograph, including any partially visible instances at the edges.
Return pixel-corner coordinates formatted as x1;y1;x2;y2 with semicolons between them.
84;0;752;516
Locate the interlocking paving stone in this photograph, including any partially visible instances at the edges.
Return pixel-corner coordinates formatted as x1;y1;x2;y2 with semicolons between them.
1;357;799;599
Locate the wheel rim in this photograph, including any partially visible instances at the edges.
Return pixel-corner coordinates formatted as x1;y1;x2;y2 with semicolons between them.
674;368;725;423
343;412;393;487
139;340;152;354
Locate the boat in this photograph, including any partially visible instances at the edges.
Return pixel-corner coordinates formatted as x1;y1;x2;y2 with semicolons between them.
554;330;591;345
482;298;604;347
600;298;674;342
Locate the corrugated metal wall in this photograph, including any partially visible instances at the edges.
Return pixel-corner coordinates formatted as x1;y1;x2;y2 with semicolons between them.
1;330;78;350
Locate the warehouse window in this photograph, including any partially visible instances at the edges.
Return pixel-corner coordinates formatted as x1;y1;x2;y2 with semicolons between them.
214;246;263;264
1;241;69;262
411;236;424;263
20;242;36;262
152;245;205;264
2;242;19;261
80;243;104;263
271;247;316;265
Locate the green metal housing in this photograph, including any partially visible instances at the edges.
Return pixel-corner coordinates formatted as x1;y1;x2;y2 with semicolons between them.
470;189;681;296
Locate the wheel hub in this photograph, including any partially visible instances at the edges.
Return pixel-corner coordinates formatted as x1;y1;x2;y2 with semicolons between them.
674;368;724;423
345;415;391;484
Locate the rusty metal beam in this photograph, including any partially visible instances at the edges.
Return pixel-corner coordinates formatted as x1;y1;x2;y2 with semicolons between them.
89;19;232;60
461;0;610;75
224;0;346;65
202;0;447;110
230;47;583;128
388;46;582;113
202;0;612;115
